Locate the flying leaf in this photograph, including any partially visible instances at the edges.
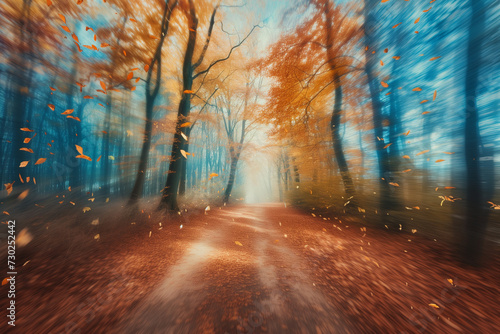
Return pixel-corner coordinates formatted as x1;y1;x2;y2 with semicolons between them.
414;17;420;24
47;104;55;111
429;303;440;309
23;138;30;144
108;156;115;160
126;72;133;80
433;90;437;101
412;87;422;91
402;155;410;159
83;95;93;99
435;159;445;163
181;132;188;141
180;150;188;159
76;154;92;161
383;143;392;149
35;158;47;165
420;100;428;104
2;278;10;285
61;109;74;115
100;81;106;91
416;150;429;156
180;122;192;128
144;64;150;72
19;161;29;168
208;173;218;180
381;81;389;88
97;155;102;162
20;148;34;153
392;22;402;29
67;115;81;122
82;207;91;213
61;25;71;33
72;33;79;43
18;189;29;200
402;169;411;173
422;111;431;115
443;152;455;155
389;182;400;187
235;241;243;246
20;127;34;132
392;56;400;60
183;90;194;94
75;144;83;155
4;182;14;196
58;13;66;23
429;56;441;61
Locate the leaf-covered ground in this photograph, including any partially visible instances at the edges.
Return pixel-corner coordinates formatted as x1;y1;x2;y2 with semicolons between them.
1;203;499;333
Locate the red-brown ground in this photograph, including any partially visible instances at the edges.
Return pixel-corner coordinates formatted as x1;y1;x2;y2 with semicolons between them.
1;203;499;333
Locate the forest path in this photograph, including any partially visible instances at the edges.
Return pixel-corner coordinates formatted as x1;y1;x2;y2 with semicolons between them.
116;204;348;334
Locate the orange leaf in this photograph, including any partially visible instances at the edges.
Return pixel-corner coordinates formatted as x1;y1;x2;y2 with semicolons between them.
58;13;66;23
101;43;109;48
412;87;422;91
420;100;428;104
126;72;134;80
61;26;71;33
433;90;437;101
123;50;127;56
429;56;441;61
180;122;192;128
423;7;432;13
392;56;400;60
97;155;102;162
20;148;34;153
19;174;24;183
422;111;431;115
144;64;150;72
2;277;10;286
416;150;429;156
402;155;410;159
76;154;92;161
435;159;445;163
20;127;34;132
47;104;55;111
381;81;389;88
61;109;74;115
23;138;31;144
414;17;420;24
83;95;93;99
75;145;83;155
75;42;82;52
35;158;47;165
389;182;399;187
19;161;29;168
184;90;194;94
383;143;392;149
72;33;79;43
443;152;455;155
444;187;455;189
392;22;402;29
402;169;411;173
100;81;106;91
67;115;81;122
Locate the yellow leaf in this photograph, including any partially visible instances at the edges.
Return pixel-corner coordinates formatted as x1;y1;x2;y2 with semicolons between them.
389;182;399;187
19;161;29;168
108;156;115;160
235;241;243;246
429;303;440;309
180;122;192;128
180;150;188;159
82;207;91;213
181;132;188;141
208;173;218;180
94;234;100;240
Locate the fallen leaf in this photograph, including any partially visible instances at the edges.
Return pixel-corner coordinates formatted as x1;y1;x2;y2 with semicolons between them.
429;303;440;309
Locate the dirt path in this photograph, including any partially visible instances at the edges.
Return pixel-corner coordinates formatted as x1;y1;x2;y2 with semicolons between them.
117;204;347;334
4;203;499;333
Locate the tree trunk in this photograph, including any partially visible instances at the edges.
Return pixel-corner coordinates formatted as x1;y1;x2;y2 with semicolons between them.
463;0;486;265
159;1;198;211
